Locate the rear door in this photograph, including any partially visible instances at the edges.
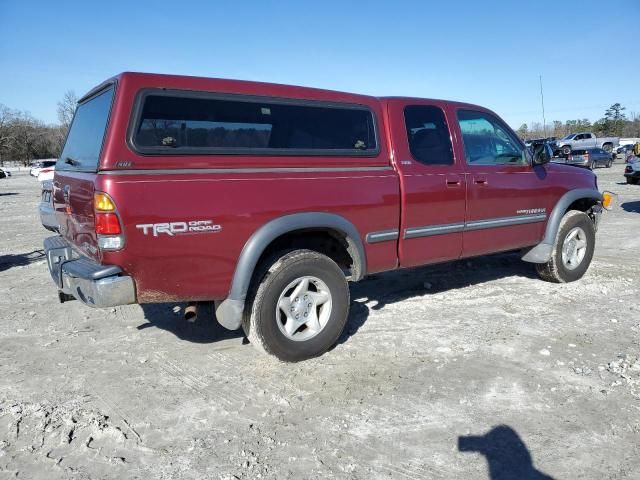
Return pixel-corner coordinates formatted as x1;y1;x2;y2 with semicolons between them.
454;108;547;257
387;100;466;267
53;85;115;262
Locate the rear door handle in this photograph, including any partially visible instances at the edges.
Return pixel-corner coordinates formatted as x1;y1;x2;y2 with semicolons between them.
474;176;488;185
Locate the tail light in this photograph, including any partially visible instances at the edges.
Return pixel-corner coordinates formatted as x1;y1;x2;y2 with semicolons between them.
94;192;124;250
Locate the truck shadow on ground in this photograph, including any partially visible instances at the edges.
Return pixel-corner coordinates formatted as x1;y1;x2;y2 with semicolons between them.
458;425;554;479
137;252;536;346
0;192;19;196
621;201;640;213
138;302;245;344
0;249;45;272
338;251;537;344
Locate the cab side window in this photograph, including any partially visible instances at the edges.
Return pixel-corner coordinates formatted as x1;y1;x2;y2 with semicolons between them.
457;110;528;166
404;105;454;165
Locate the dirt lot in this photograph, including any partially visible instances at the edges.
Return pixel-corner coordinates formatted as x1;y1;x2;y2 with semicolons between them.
1;165;639;479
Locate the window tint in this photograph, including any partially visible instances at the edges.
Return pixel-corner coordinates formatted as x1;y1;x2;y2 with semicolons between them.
58;86;114;171
133;93;378;155
457;110;528;166
404;105;453;165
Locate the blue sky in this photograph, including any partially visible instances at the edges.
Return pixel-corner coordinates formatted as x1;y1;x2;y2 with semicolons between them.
1;0;638;129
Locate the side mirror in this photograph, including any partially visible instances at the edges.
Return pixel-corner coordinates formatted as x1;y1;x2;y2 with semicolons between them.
532;142;552;165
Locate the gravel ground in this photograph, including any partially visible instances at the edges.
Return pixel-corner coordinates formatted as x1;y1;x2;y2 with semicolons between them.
1;165;639;479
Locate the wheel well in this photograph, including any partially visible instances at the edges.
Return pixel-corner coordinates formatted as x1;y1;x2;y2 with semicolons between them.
256;229;356;279
566;198;599;223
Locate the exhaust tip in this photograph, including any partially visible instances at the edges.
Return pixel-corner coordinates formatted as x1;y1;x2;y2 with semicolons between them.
184;303;197;323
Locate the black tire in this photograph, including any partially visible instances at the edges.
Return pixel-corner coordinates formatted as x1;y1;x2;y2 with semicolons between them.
602;144;613;153
561;145;571;156
628;177;639;185
606;159;613;168
536;210;595;283
242;249;350;362
590;160;596;170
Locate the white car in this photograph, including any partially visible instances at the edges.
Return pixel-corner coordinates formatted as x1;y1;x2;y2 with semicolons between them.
30;159;57;177
37;163;56;183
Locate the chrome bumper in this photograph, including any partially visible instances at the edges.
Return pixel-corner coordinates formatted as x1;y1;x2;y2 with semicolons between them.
44;236;135;308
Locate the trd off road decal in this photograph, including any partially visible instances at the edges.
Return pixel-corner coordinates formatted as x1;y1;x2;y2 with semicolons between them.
136;220;222;237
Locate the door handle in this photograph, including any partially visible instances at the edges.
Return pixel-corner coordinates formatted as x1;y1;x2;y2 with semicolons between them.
474;176;488;185
446;175;461;187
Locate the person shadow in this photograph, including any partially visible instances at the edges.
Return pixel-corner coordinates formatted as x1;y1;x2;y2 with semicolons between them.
458;425;555;479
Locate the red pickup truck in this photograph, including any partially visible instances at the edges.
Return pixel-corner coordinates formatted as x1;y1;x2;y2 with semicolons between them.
45;72;608;361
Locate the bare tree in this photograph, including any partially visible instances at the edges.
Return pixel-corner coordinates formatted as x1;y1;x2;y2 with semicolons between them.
57;90;78;132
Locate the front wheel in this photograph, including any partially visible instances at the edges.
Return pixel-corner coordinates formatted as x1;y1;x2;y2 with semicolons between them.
561;145;571;156
536;210;595;283
606;159;613;168
243;249;350;362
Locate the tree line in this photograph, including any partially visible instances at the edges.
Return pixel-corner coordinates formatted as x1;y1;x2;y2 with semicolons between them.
0;91;78;166
517;103;640;140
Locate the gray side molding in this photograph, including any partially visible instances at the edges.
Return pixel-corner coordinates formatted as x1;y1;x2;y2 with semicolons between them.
216;212;366;330
522;188;602;263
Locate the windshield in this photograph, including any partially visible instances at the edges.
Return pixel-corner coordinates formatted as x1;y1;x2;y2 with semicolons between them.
57;86;114;172
561;134;574;140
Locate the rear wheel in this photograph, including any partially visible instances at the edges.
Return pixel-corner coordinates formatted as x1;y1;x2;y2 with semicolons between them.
561;145;572;156
606;159;613;168
536;210;595;283
243;249;350;362
602;143;613;153
628;177;638;185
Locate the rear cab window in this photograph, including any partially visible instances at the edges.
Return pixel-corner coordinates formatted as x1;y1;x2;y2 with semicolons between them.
403;105;454;165
57;86;115;172
129;90;378;156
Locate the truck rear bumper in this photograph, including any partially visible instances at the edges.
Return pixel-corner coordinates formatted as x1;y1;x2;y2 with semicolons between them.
44;236;136;308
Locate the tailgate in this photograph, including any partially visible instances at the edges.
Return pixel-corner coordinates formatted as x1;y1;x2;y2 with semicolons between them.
53;171;101;261
52;85;115;262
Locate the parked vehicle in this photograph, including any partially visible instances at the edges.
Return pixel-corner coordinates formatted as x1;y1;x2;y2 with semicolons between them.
39;180;58;232
43;72;611;361
37;164;56;183
30;160;57;177
616;144;635;155
552;148;613;169
555;133;619;156
625;161;640;184
0;167;10;179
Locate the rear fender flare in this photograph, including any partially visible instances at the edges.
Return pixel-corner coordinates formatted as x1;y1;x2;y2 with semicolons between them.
216;212;366;330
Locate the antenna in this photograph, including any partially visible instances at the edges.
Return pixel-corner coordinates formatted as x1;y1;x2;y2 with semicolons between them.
539;75;547;138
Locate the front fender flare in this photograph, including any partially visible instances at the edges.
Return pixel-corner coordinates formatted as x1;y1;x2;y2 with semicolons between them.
216;212;366;330
522;188;602;263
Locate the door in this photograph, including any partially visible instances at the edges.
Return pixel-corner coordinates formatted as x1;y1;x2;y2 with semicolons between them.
582;133;597;149
388;100;466;268
453;108;548;258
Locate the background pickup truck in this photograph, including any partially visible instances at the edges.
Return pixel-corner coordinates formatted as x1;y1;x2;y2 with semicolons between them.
555;132;619;156
44;72;609;362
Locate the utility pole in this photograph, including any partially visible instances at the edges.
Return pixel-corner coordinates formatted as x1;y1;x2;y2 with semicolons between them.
539;75;547;138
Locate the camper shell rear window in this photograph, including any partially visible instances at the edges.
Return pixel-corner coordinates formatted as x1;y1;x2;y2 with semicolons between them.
57;85;115;172
129;90;379;157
